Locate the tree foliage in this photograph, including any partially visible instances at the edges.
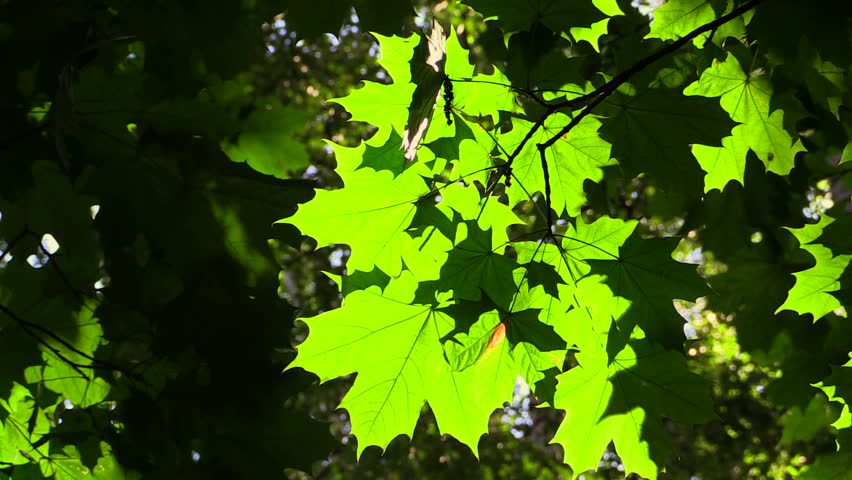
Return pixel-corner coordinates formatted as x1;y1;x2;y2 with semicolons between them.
283;0;852;478
0;0;850;479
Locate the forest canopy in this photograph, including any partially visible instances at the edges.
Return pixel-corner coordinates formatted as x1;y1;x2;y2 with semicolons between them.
0;0;851;479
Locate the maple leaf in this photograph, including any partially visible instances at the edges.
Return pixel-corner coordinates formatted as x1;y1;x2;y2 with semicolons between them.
504;114;615;216
221;101;310;178
464;0;607;34
646;0;716;44
23;300;110;408
588;233;710;351
570;0;623;52
284;141;432;274
777;215;852;322
684;52;806;187
288;278;518;457
814;357;852;434
332;33;419;145
435;220;519;310
0;383;52;466
431;119;502;187
358;128;409;177
551;340;717;480
435;182;523;247
286;281;448;456
561;216;639;278
599;88;735;194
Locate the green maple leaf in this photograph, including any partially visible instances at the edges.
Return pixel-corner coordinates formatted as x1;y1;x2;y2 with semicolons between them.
799;452;852;480
779;394;839;445
288;278;516;457
442;293;565;402
433;119;502;187
436;220;519;310
21;299;109;408
40;445;91;479
646;0;716;44
819;215;852;256
0;383;51;465
284;141;432;274
793;44;846;119
691;135;748;192
332;33;419;144
512;243;584;348
561;216;639;278
522;260;565;298
443;310;498;372
685;52;806;185
358;128;408;177
435;182;522;247
599;88;734;194
777;215;852;321
551;340;717;480
502;299;567;389
464;0;607;34
287;282;447;456
221;100;310;178
570;0;623;52
814;357;852;434
504;114;614;216
513;218;638;351
429;312;517;456
588;233;710;351
425;113;478;167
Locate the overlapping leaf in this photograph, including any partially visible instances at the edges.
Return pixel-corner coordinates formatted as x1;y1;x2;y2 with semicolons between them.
285;141;431;274
777;215;852;321
684;52;806;188
23;301;110;408
600;88;735;194
588;233;710;351
332;33;419;144
646;0;716;44
287;278;519;457
551;340;717;480
280;11;781;477
221;101;310;177
570;0;623;51
503;114;615;216
0;383;52;466
464;0;607;34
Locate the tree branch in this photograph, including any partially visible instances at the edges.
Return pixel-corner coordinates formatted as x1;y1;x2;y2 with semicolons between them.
0;301;148;385
525;0;768;229
0;228;30;265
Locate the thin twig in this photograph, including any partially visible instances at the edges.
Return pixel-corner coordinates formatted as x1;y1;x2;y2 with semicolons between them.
0;301;149;385
0;228;30;265
524;0;768;229
0;303;92;379
537;143;555;231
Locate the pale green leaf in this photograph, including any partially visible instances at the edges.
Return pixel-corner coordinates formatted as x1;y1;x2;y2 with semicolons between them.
284;141;431;274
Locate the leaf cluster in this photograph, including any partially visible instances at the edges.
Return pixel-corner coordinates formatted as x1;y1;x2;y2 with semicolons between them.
283;0;852;478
